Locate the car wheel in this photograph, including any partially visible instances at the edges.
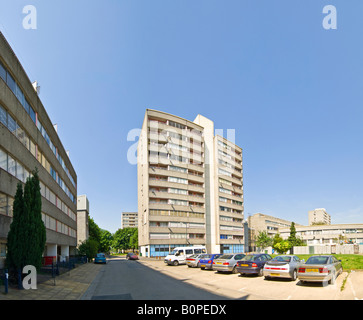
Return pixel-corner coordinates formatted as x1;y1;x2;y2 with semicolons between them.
264;276;270;280
232;266;238;274
173;260;179;266
291;270;297;281
329;270;336;285
258;268;263;277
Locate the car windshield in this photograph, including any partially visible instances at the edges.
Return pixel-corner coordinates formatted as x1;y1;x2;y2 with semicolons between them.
306;256;329;265
241;255;258;261
219;255;233;260
97;254;104;257
271;256;291;262
200;254;212;259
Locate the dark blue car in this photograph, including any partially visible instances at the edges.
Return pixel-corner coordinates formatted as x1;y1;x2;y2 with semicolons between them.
236;253;272;276
198;254;222;270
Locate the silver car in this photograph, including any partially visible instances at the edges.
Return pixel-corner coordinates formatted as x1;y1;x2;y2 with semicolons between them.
297;255;343;285
263;255;303;281
212;253;246;274
186;254;203;268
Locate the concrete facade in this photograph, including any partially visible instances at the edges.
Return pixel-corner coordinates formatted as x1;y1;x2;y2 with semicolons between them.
247;213;303;251
0;32;77;267
121;212;138;229
137;109;244;257
77;195;89;245
280;223;363;246
308;208;331;226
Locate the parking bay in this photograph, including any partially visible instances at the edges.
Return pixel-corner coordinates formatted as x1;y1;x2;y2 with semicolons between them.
137;259;350;300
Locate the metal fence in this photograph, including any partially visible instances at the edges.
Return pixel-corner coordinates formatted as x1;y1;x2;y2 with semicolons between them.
0;255;88;293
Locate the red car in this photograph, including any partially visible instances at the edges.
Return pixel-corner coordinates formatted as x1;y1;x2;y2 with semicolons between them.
126;252;139;260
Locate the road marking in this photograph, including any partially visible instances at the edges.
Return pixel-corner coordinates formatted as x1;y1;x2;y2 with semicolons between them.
238;287;246;292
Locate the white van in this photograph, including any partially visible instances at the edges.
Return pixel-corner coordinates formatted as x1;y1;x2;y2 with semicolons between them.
164;246;207;266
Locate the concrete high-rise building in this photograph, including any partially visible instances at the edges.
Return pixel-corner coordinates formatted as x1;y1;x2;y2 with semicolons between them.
121;212;138;229
137;109;244;257
308;208;331;226
0;32;77;267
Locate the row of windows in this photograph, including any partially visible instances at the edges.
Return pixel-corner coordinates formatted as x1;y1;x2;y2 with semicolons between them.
220;206;243;214
220;225;244;232
149;119;203;137
150;221;205;229
36;119;75;188
150;187;204;198
0;147;75;220
219;197;243;206
149;209;204;219
0;104;37;156
149;198;204;207
150;233;205;240
220;234;244;240
149;151;203;167
217;140;242;157
0;103;75;203
221;244;244;254
149;175;204;189
0;60;76;190
0;148;32;183
41;213;76;238
0;191;76;238
220;215;243;223
39;181;76;221
0;61;36;124
218;178;242;191
219;186;242;198
0;192;13;216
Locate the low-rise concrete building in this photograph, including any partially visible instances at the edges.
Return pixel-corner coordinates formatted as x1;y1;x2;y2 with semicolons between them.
247;213;303;251
77;195;89;245
280;223;363;246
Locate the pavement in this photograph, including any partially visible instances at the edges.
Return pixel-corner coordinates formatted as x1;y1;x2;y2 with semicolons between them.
0;260;104;300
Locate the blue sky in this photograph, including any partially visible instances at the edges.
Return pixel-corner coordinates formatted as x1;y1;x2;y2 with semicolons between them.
0;1;362;233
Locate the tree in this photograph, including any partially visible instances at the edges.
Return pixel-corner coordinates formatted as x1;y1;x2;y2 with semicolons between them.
255;231;273;249
274;241;291;254
113;227;138;252
99;229;113;253
89;216;102;244
6;169;46;286
129;230;138;252
6;183;27;271
78;239;99;262
272;233;283;248
24;170;46;271
287;222;304;247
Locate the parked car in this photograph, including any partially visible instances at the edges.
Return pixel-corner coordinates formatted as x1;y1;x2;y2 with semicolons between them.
126;252;139;260
198;254;222;270
297;255;343;285
263;255;303;281
236;253;272;276
94;253;106;264
186;254;203;268
212;253;246;274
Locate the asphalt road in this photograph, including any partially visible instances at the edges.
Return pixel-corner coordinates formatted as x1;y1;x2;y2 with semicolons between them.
81;257;229;300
